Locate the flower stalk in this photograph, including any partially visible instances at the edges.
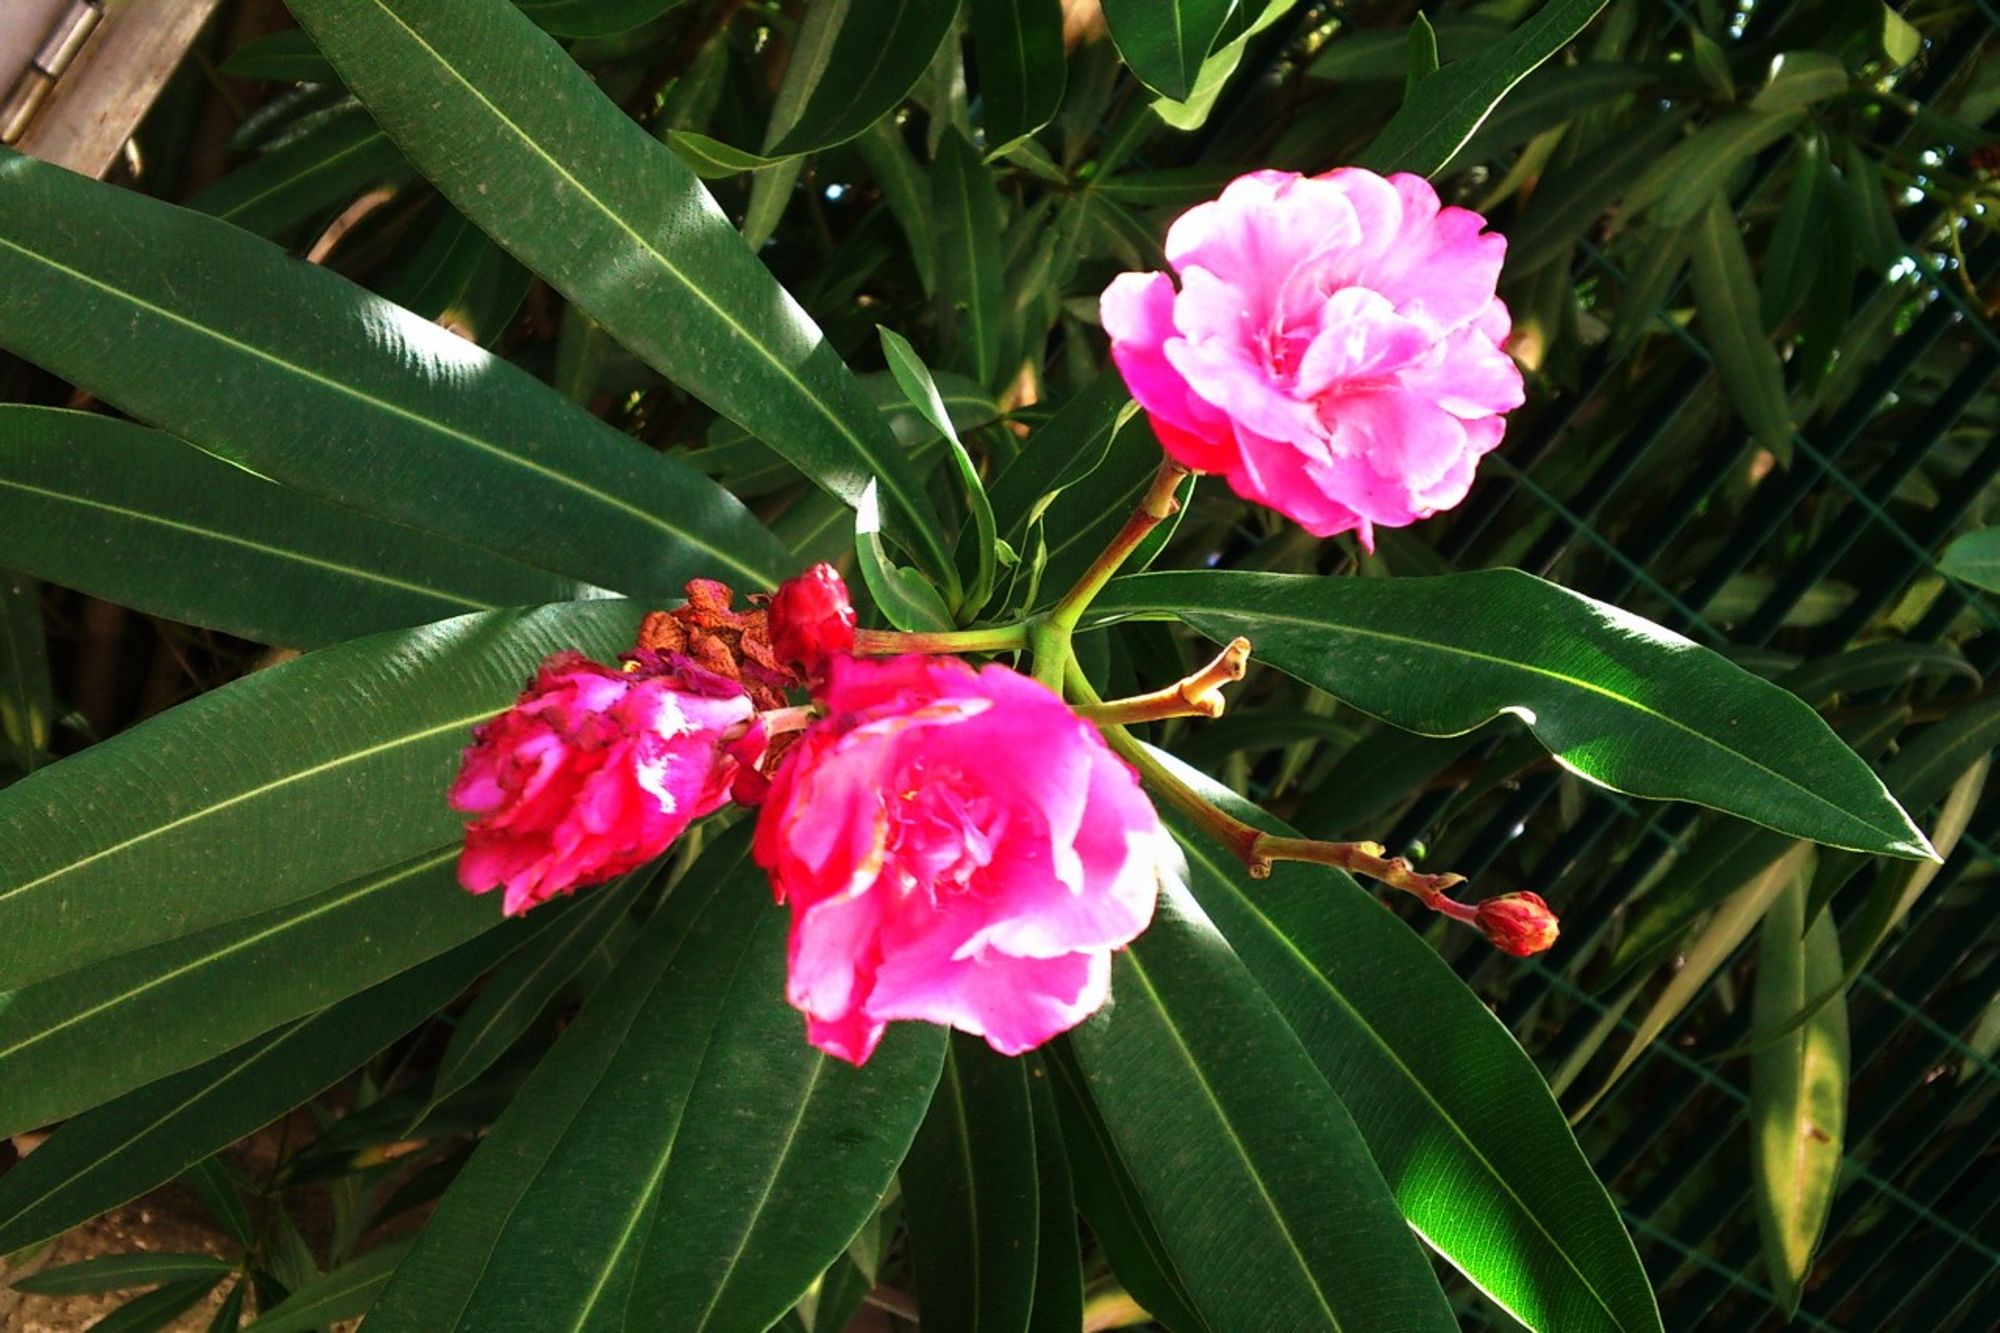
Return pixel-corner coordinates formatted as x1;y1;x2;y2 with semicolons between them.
1071;637;1252;726
1045;457;1190;633
1064;662;1532;946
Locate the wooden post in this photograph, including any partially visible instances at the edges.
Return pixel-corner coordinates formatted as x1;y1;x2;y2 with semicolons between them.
10;0;226;179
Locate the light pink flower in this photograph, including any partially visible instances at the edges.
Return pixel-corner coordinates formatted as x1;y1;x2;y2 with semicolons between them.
754;656;1177;1065
1101;167;1525;549
451;652;755;916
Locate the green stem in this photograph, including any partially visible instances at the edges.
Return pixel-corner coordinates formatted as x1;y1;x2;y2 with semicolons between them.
1045;457;1189;634
853;623;1028;656
1028;616;1072;692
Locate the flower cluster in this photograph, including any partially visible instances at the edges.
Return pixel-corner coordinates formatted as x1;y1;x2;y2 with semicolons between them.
449;167;1552;1066
453;567;1174;1064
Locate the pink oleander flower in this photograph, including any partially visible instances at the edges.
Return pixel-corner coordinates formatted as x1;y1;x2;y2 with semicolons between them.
767;562;858;680
451;652;755;916
1101;167;1525;549
754;655;1178;1065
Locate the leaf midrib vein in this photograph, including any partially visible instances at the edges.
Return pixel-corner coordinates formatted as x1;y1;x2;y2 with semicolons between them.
1184;839;1642;1332
1121;950;1344;1329
0;712;485;906
0;234;769;587
0;476;501;613
0;849;458;1065
357;0;943;577
1173;599;1897;843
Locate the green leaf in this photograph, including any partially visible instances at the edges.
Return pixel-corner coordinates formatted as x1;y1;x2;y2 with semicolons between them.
1749;51;1849;115
903;1035;1040;1333
1152;757;1664;1333
1308;16;1513;82
1068;877;1458;1330
1580;845;1817;1116
1360;0;1611;175
988;376;1131;546
1504;110;1693;275
244;1238;415;1333
220;29;340;83
182;1158;254;1249
763;0;959;156
1878;5;1923;66
0;600;641;991
855;121;938;295
0;408;601;648
1407;12;1441;94
1100;0;1238;102
11;1253;237;1296
1687;29;1735;98
1939;527;2000;592
666;129;782;178
283;0;951;586
1043;1044;1210;1333
370;844;945;1331
186;103;406;240
205;1280;246;1333
856;482;959;633
1443;61;1651;172
513;0;691;38
428;870;647;1106
367;840;751;1331
0;847;520;1137
1761;136;1828;330
1093;569;1933;858
0;572;52;777
1025;1059;1083;1332
935;130;1008;389
1749;873;1848;1317
1692;193;1796;456
0;148;781;598
0;933;515;1254
372;205;532;349
971;0;1067;150
1605;705;1908;982
85;1279;223;1333
1151;0;1300;133
879;327;996;615
1774;640;1981;704
1623;111;1802;229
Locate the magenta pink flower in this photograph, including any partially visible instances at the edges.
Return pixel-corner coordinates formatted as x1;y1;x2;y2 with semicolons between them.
754;656;1176;1066
1101;167;1525;548
451;652;755;916
766;562;858;680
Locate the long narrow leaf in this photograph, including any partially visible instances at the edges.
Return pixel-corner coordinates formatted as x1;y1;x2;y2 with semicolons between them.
0;407;600;647
0;148;781;597
1094;570;1932;858
283;0;952;584
0;600;640;990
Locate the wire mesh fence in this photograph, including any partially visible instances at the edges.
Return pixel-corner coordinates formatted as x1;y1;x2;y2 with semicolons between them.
1375;4;2000;1326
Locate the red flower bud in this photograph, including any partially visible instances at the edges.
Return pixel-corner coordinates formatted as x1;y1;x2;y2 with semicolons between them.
1473;892;1560;957
768;563;857;677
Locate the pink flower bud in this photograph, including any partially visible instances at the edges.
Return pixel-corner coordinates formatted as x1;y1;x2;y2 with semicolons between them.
766;563;857;678
1100;168;1524;550
1473;892;1560;957
450;652;754;916
754;656;1180;1066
